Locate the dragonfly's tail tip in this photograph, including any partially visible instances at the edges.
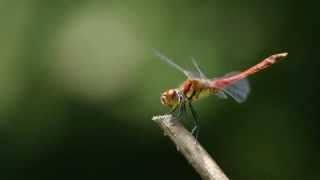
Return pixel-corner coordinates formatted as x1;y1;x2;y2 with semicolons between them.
272;52;288;62
280;52;288;57
276;52;288;59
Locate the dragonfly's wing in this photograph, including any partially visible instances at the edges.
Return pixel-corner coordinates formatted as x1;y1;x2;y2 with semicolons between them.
153;49;200;79
191;57;207;79
153;49;188;76
215;91;228;99
215;72;250;103
184;70;202;79
223;78;250;103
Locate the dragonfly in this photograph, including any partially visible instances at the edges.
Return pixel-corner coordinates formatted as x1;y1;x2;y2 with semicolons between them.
154;50;288;138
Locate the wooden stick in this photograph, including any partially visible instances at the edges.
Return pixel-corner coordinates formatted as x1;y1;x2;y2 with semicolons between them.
152;114;229;180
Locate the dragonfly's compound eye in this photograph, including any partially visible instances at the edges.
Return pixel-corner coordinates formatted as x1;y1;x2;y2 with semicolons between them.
160;89;179;108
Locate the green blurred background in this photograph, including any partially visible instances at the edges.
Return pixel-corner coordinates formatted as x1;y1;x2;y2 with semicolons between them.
1;0;319;179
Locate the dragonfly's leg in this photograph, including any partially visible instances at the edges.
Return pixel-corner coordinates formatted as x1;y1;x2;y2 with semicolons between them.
169;105;178;114
176;102;186;120
174;90;187;120
188;102;200;139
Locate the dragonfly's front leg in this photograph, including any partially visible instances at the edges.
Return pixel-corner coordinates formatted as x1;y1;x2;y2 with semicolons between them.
169;90;187;120
176;102;187;120
188;102;200;140
169;105;179;114
169;102;186;120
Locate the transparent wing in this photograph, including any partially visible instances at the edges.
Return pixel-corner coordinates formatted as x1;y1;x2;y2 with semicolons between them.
223;77;250;103
184;70;202;79
153;49;186;74
215;72;250;103
200;63;228;99
215;91;228;99
191;57;207;79
153;49;200;79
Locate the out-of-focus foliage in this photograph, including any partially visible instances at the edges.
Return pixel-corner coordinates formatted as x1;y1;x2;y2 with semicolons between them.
0;0;319;179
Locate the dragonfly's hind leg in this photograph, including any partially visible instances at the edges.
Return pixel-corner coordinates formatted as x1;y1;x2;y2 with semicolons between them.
188;102;200;139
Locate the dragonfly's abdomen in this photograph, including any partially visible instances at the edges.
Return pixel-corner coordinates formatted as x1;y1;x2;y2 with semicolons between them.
180;79;212;102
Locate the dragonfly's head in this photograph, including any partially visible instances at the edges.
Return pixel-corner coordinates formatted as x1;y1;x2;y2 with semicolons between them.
160;89;180;108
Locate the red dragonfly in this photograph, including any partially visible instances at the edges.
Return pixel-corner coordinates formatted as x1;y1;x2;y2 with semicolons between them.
154;50;287;137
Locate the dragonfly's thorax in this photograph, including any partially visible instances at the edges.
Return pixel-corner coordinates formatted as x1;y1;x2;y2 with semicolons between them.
180;79;212;102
